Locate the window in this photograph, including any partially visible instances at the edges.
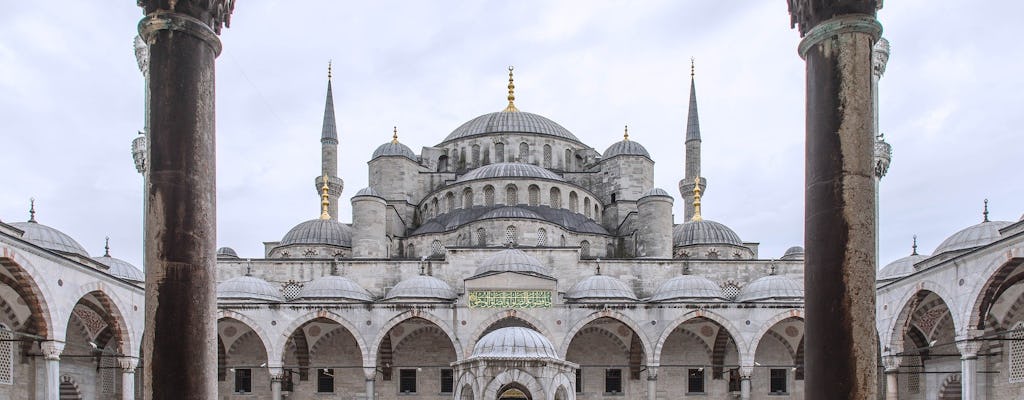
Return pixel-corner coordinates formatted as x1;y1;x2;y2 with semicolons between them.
519;142;529;162
459;148;467;169
317;368;334;393
477;228;487;246
569;192;579;213
575;368;583;393
431;198;439;218
446;192;456;213
528;185;540;206
604;369;622;394
463;188;474;209
1011;321;1024;382
728;369;741;392
564;149;572;170
506;185;519;205
400;369;417;393
584;197;591;218
282;369;294;392
495;142;505;163
484;185;495;206
549;187;561;208
537;228;547;246
431;240;444;257
580;241;591;258
505;226;517;246
687;368;705;394
472;144;481;167
441;369;454;394
0;324;13;385
770;369;787;394
543;144;552;167
233;368;252;393
281;282;302;301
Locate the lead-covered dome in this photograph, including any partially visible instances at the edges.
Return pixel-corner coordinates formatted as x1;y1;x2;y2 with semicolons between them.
442;111;580;145
878;253;928;280
649;275;724;302
480;206;543;221
473;248;552;277
93;254;144;283
11;220;89;257
641;188;672;199
385;275;457;301
471;327;558;359
673;220;743;247
217;247;239;258
934;220;1011;255
297;275;373;301
371;141;418;162
565;275;637;301
456;163;564;183
736;274;804;302
280;219;353;248
354;187;383;198
781;246;804;260
603;139;650;159
217;276;283;302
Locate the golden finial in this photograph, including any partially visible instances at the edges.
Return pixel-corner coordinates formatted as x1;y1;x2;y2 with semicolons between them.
623;125;630;141
391;126;399;144
319;174;331;220
690;57;695;78
327;60;332;80
504;66;519;112
691;176;703;221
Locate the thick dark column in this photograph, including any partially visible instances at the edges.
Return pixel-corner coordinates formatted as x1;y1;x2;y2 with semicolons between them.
787;2;882;399
137;1;233;398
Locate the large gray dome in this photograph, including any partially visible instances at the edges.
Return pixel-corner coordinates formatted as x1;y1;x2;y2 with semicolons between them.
280;219;353;248
934;220;1011;255
649;275;725;302
371;141;418;161
297;275;373;301
411;205;609;236
780;246;804;260
11;221;89;257
603;139;650;159
878;253;928;280
736;275;803;302
93;255;144;283
480;206;543;221
673;219;743;247
385;275;457;301
456;163;564;183
473;248;552;277
565;275;637;301
217;276;283;302
470;327;558;359
442;111;580;145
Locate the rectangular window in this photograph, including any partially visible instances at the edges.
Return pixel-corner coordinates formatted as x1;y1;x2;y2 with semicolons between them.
281;369;294;392
234;368;252;393
575;368;583;393
770;368;787;394
440;369;454;394
728;369;741;392
317;368;334;393
687;368;705;394
604;369;622;394
400;369;417;393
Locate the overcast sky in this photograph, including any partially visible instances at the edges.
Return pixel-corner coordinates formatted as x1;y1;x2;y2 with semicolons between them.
2;1;1021;270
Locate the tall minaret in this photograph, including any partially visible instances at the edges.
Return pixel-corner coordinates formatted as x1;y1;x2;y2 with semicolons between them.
679;59;706;221
315;62;344;219
873;38;892;272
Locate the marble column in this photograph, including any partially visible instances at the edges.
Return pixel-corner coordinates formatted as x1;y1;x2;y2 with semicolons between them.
645;365;658;400
118;357;139;400
881;355;901;400
364;367;376;400
40;341;63;400
958;338;982;400
788;1;883;399
740;366;753;400
269;368;283;400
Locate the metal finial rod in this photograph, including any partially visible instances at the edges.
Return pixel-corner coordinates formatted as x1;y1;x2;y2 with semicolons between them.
691;176;703;221
319;174;332;220
690;57;695;78
595;258;601;275
769;262;777;275
391;126;399;144
327;60;332;80
245;259;253;276
983;199;990;222
623;125;629;141
504;66;519;112
28;197;36;223
911;235;918;255
104;236;111;257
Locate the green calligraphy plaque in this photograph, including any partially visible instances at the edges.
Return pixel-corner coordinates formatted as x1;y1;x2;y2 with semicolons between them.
468;290;551;308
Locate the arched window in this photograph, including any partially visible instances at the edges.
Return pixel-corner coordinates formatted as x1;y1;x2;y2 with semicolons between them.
477;228;487;247
528;185;540;207
431;240;444;257
506;184;519;205
584;197;591;218
519;142;529;162
438;155;449;172
505;226;517;245
459;148;467;170
537;228;548;246
580;240;590;258
446;192;456;213
495;142;505;163
1010;321;1024;383
606;243;615;258
471;144;481;167
543;144;552;167
431;198;439;218
463;188;474;209
549;187;561;208
560;235;566;246
564;149;572;171
483;185;495;206
569;191;579;213
594;204;600;218
0;323;12;385
407;243;416;258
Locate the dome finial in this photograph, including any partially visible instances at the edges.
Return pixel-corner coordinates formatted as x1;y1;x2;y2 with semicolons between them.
327;59;332;80
104;236;111;257
623;125;629;141
983;199;990;222
691;176;703;221
690;57;695;78
319;174;332;220
391;126;399;144
595;258;601;275
769;261;777;275
245;259;253;277
911;235;918;255
28;197;36;223
504;66;519;112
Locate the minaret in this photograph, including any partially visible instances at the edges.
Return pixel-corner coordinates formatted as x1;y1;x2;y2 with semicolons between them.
315;61;344;219
679;59;706;221
872;38;892;274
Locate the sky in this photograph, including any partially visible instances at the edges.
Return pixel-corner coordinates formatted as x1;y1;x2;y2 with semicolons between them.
1;1;1021;270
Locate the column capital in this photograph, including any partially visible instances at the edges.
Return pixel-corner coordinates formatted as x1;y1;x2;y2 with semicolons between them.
956;339;982;359
268;367;284;382
40;341;64;360
645;365;659;380
797;14;883;59
739;366;754;379
882;355;902;372
364;367;377;381
118;356;139;372
138;0;235;35
787;0;880;36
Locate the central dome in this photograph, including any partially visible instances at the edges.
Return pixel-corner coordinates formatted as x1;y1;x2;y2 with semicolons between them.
673;219;743;247
471;327;558;359
280;219;353;248
474;248;552;277
456;163;564;183
441;111;581;145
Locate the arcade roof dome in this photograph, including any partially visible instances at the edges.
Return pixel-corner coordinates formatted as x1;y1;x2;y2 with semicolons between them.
878;254;928;280
297;275;373;301
934;220;1011;255
216;247;239;258
385;275;457;301
217;276;283;302
603;139;650;159
471;327;559;359
442;111;580;145
474;248;552;278
736;274;804;302
11;221;89;257
93;255;144;283
649;274;724;302
456;163;564;183
564;275;637;301
781;246;804;260
371;141;418;161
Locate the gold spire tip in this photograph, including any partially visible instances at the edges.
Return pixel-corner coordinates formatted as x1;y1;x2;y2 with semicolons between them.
691;176;703;221
504;66;519;112
690;57;695;78
391;126;399;144
623;125;629;141
327;60;332;80
319;174;331;220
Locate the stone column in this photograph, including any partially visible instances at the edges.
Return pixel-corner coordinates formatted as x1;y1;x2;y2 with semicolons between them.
739;366;753;400
958;338;981;400
645;365;658;400
136;1;234;399
269;368;283;400
881;355;901;400
118;357;139;400
40;341;63;400
788;2;882;399
364;367;376;400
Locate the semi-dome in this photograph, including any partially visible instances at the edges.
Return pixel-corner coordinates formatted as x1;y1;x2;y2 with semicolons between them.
649;274;725;301
217;247;239;258
934;220;1011;255
442;111;581;145
297;275;373;301
371;141;418;162
354;187;383;198
564;275;637;301
11;221;89;257
641;188;672;199
411;205;609;236
479;206;543;221
456;163;564;183
736;274;804;302
878;254;928;280
217;276;283;302
603;139;650;159
385;275;457;301
470;327;558;359
93;254;144;283
473;248;552;277
280;219;353;248
673;219;743;247
781;246;804;260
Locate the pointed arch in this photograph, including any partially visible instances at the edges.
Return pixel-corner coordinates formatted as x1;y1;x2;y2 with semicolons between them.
885;281;961;355
0;253;57;340
468;310;552;358
559;310;653;364
965;252;1024;330
277;310;368;368
367;309;459;367
746;309;804;357
483;369;545;400
218;310;274;367
66;281;136;356
654;309;746;366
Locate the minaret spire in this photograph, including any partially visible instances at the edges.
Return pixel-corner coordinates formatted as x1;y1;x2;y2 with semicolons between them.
321;60;338;147
316;60;343;219
686;57;701;146
679;58;706;221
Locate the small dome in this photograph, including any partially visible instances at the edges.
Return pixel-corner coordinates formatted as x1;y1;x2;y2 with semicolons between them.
280;219;353;247
371;141;418;162
479;206;542;221
93;255;144;283
456;163;564;183
649;275;724;302
11;221;89;257
297;275;373;301
736;275;804;302
641;188;672;199
385;275;457;301
442;111;581;144
217;247;239;258
354;187;383;198
603;139;650;159
673;219;743;247
471;327;558;359
934;220;1011;255
781;246;804;260
474;248;552;277
217;276;283;302
565;275;637;301
878;254;928;280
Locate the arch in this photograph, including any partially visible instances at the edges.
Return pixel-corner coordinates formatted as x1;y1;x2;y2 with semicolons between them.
746;309;804;357
277;310;368;368
549;373;575;400
495;142;506;163
217;310;274;367
506;184;519;205
66;282;136;356
965;253;1024;330
583;197;591;218
0;255;57;340
559;310;653;364
59;375;82;400
569;192;579;213
468;310;552;358
368;310;459;368
549;187;561;209
937;373;962;399
463;187;475;209
519;142;530;162
483;185;496;207
499;382;533;400
885;282;961;354
528;185;540;207
654;309;746;366
484;369;545;400
542;144;552;168
477;228;488;247
446;192;456;213
456;381;476;400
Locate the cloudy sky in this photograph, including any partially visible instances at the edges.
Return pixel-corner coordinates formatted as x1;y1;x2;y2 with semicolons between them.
1;1;1021;270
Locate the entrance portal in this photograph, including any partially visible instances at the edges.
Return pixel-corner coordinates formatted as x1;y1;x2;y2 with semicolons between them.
498;384;531;400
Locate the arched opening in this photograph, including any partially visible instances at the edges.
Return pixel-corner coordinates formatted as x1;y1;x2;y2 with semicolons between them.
549;187;561;209
438;155;449;172
472;144;481;167
566;317;645;397
892;290;958;398
660;316;741;396
460;383;474;400
63;290;130;399
519;142;529;163
542;144;552;168
463;188;475;209
967;257;1024;391
753;317;804;396
569;192;579;213
59;375;82;400
483;185;496;207
938;373;962;399
0;258;52;397
282;317;363;396
376;317;458;397
498;382;533;400
528;185;540;207
506;185;519;206
495;142;505;163
446;192;456;213
583;197;591;218
218;317;270;395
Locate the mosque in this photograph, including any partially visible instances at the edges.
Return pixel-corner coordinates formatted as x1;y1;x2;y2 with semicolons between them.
0;34;1021;400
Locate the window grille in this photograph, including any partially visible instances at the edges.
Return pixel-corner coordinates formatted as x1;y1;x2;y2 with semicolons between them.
537;229;548;246
770;368;787;394
440;369;454;393
472;144;481;167
604;369;622;393
543;144;552;167
282;282;302;301
506;185;519;205
687;368;705;393
495;143;505;163
463;189;474;209
519;142;529;162
575;368;583;393
446;193;455;213
721;283;741;300
549;188;561;208
477;228;487;246
0;324;13;385
584;198;591;218
505;226;517;245
569;192;579;213
431;240;444;257
564;149;572;170
400;369;417;393
580;241;590;258
235;369;252;393
1010;321;1024;383
484;186;495;206
317;368;334;393
528;185;540;206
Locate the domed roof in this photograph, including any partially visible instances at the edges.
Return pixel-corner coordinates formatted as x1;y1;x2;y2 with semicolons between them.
641;188;672;199
217;247;239;258
565;274;637;301
297;275;373;301
11;221;89;257
473;248;552;277
456;163;564;183
603;139;650;159
217;276;283;302
736;274;804;302
934;220;1011;255
385;275;457;301
280;219;353;248
781;246;804;260
649;274;725;302
411;205;609;236
480;206;542;221
878;254;928;280
354;187;383;198
673;219;743;247
471;327;559;359
442;111;580;145
371;141;418;162
93;254;144;283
